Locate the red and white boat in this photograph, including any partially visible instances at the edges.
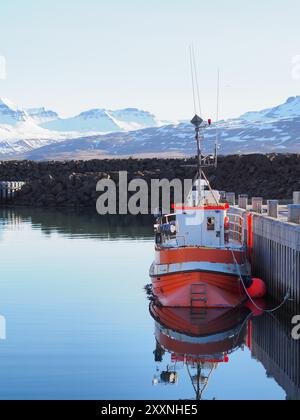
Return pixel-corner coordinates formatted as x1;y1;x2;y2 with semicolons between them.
150;114;266;309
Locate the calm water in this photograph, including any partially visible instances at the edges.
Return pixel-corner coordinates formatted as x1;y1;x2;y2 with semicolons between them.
0;208;298;400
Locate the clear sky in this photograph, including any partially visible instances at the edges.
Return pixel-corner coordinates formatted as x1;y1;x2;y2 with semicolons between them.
0;0;299;120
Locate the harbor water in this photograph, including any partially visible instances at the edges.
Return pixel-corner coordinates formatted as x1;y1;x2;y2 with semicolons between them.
0;208;298;400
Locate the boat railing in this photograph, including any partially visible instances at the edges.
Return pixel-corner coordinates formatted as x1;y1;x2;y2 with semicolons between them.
228;213;245;244
160;233;184;247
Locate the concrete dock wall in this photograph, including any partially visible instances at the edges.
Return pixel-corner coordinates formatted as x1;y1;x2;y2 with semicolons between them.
251;215;300;312
229;206;300;311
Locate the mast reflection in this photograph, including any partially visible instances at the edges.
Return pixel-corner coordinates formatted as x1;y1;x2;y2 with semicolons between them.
150;304;254;400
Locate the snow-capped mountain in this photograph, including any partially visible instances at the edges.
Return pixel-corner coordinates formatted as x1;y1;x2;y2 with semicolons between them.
0;96;299;159
40;108;162;133
23;96;300;160
0;98;165;156
0;97;30;126
0;98;59;144
240;96;300;122
26;107;59;124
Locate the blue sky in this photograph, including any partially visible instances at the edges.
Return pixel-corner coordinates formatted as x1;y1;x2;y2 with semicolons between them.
0;0;299;120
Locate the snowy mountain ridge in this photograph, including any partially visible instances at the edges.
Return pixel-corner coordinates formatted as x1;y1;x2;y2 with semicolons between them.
0;96;299;159
26;107;59;125
239;96;300;122
40;107;163;133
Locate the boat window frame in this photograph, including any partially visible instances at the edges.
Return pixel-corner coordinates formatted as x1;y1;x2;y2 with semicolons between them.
207;217;216;231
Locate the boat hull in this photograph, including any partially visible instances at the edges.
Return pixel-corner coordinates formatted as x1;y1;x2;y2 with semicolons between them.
151;247;250;308
152;271;246;308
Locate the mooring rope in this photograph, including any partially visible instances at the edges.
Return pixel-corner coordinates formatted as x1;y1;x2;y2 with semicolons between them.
231;250;291;314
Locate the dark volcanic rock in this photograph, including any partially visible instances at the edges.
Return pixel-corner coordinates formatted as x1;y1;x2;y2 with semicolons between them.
0;154;299;208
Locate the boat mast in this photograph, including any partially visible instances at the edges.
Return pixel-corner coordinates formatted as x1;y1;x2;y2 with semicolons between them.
191;114;205;204
191;114;204;179
196;363;201;401
186;362;215;401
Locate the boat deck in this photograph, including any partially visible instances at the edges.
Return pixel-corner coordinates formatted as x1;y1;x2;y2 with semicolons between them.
159;238;245;251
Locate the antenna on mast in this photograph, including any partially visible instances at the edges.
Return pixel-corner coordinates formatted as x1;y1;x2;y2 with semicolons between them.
189;46;197;116
189;44;204;177
187;46;219;205
215;69;221;168
189;46;218;171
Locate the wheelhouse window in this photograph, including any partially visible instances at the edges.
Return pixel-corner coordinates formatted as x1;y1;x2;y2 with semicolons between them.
163;214;176;224
207;217;215;231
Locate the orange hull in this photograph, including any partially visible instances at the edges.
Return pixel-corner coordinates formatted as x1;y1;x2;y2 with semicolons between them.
152;271;246;308
151;246;250;308
155;247;246;265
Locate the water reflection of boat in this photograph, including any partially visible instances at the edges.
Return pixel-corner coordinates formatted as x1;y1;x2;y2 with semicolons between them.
150;303;253;400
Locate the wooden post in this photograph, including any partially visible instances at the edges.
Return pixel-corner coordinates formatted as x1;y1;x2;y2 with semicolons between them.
226;192;236;206
219;191;226;202
288;204;300;224
252;197;263;214
238;194;248;210
293;192;300;205
267;200;278;219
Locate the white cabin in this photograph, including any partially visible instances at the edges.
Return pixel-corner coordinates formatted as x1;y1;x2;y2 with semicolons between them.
155;178;244;250
175;207;226;248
